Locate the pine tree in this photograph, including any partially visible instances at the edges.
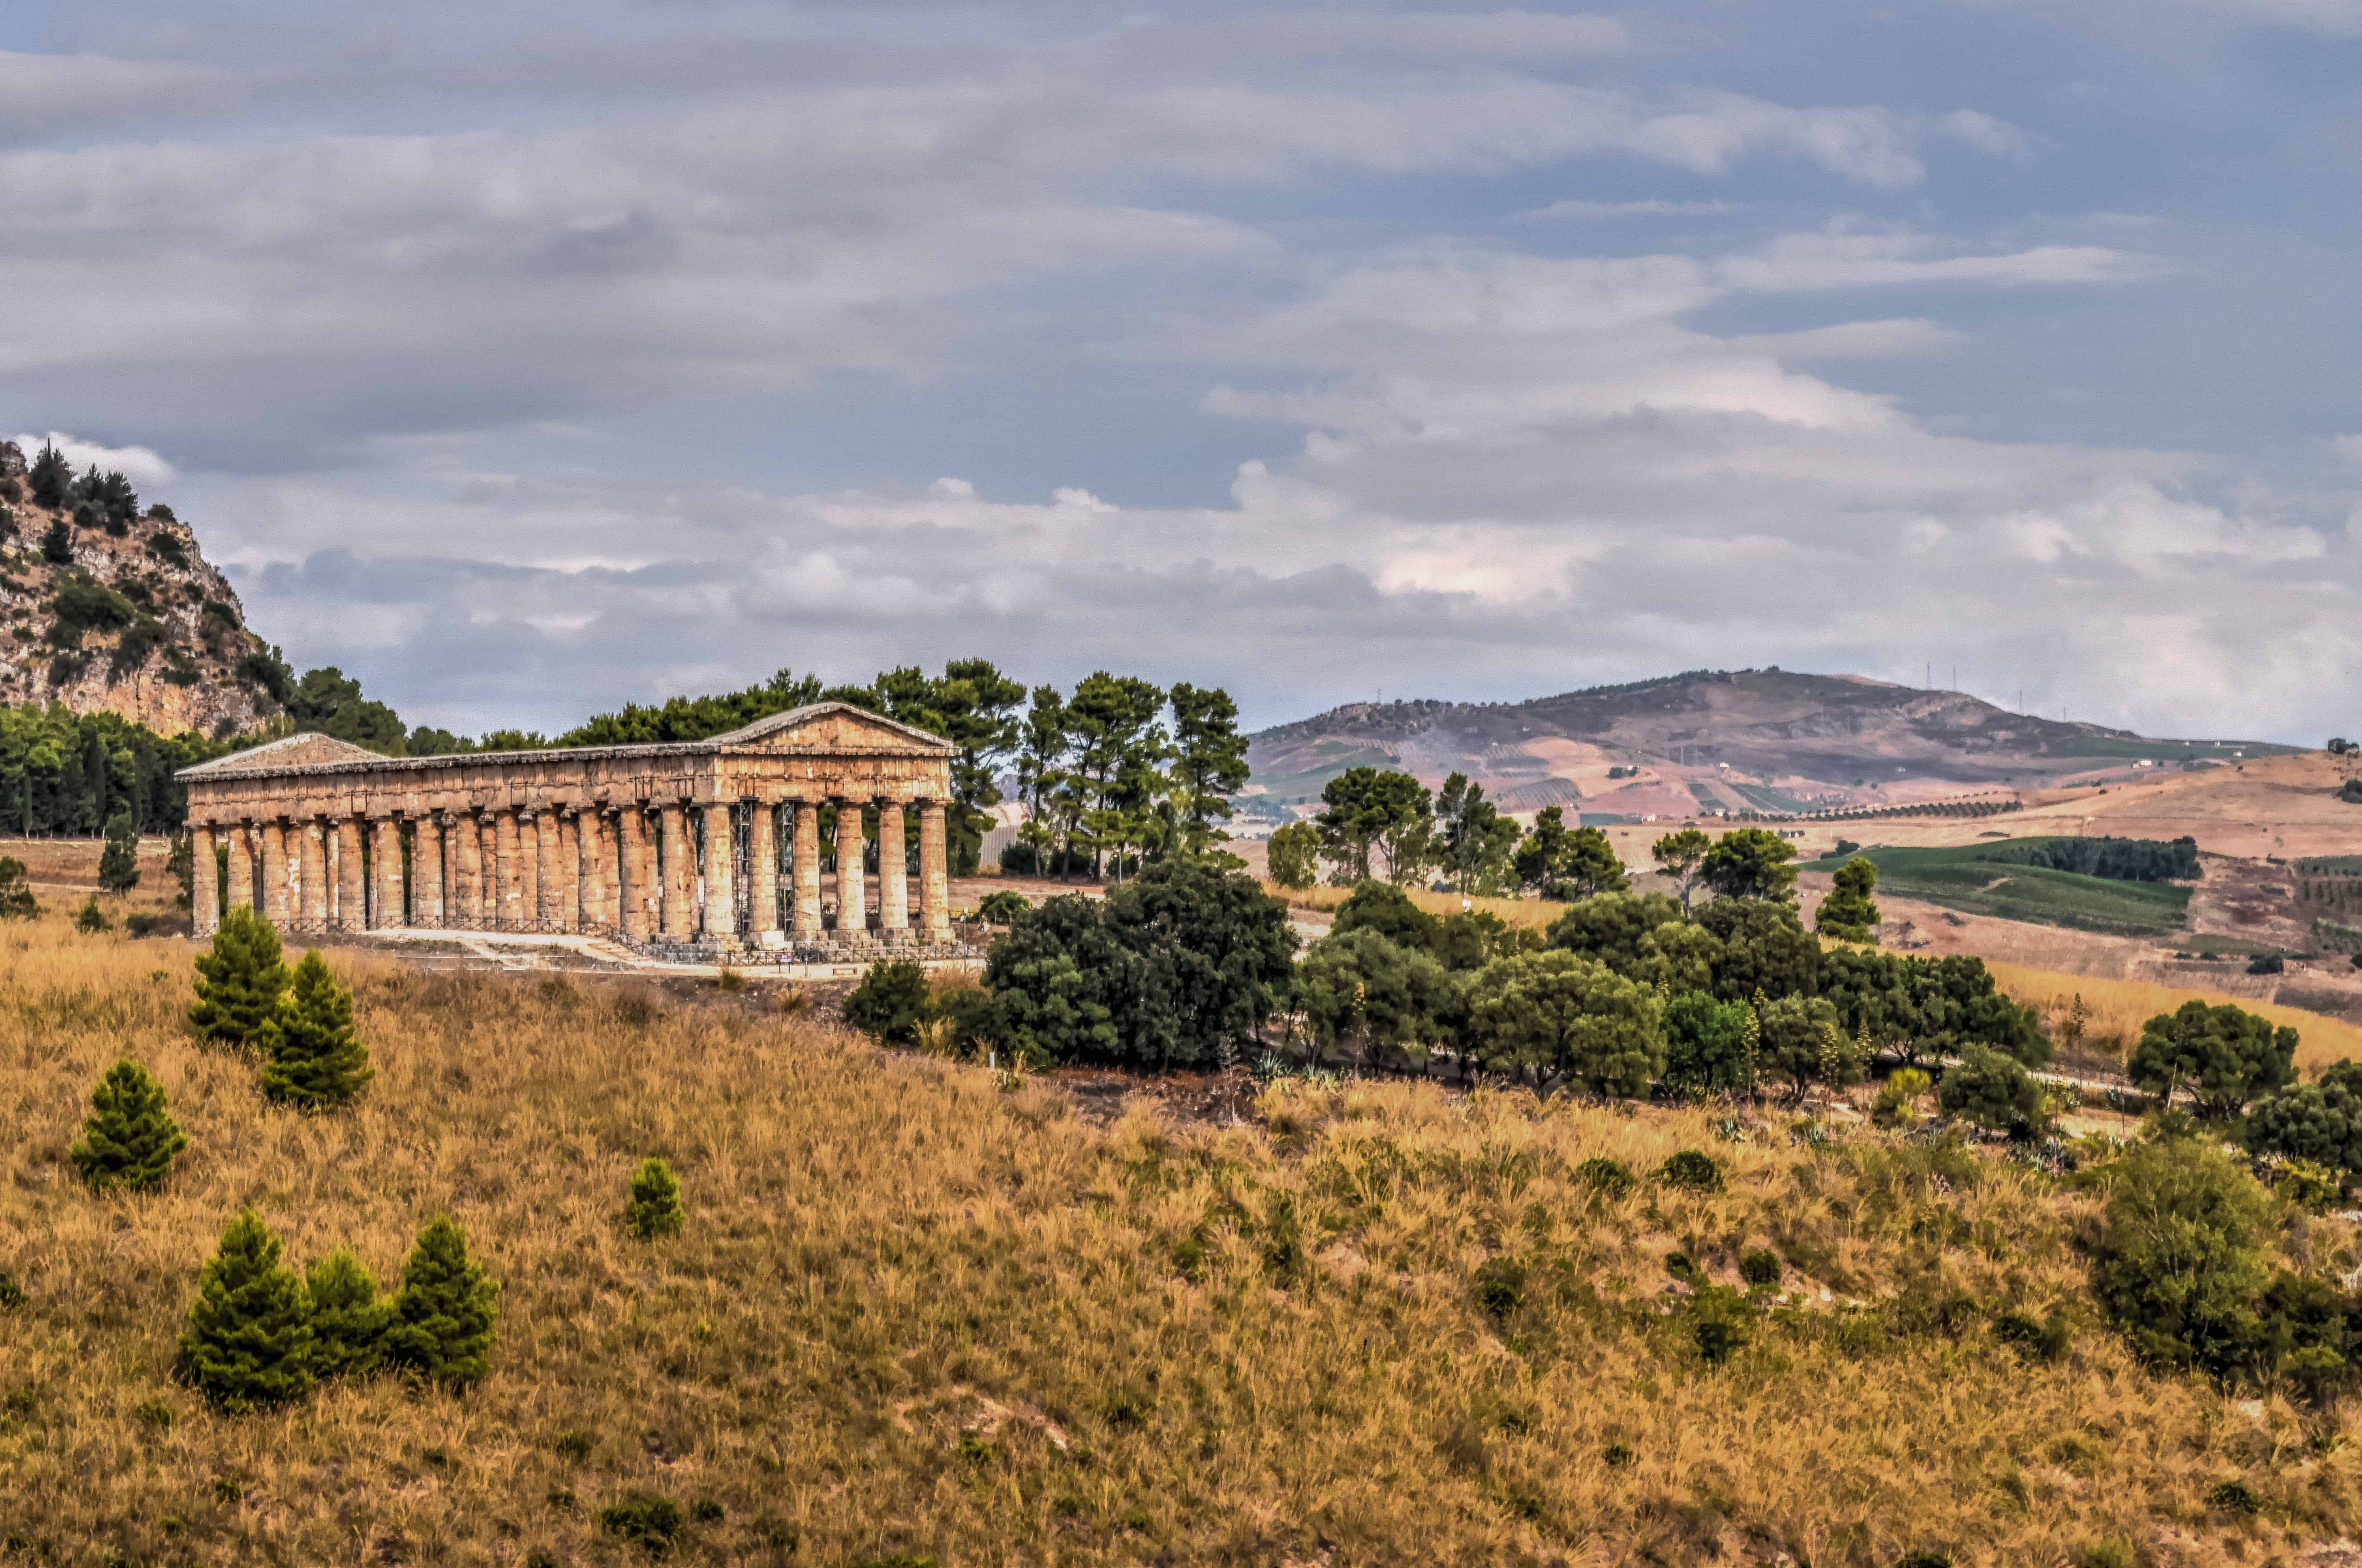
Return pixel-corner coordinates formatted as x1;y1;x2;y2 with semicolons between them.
97;809;139;895
385;1216;500;1390
306;1247;392;1381
189;905;290;1049
68;1058;187;1192
74;896;111;934
258;950;372;1110
178;1208;315;1413
627;1157;684;1239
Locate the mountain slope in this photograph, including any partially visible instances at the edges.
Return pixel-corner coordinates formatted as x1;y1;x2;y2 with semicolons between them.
1244;667;2295;821
0;440;274;738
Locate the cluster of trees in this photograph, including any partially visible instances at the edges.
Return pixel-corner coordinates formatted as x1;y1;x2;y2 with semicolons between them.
0;702;232;836
1979;835;2202;883
17;443;151;537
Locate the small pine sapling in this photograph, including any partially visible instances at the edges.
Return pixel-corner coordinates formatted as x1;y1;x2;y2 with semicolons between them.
68;1058;187;1192
74;896;111;934
178;1209;316;1413
0;856;36;920
188;905;289;1049
385;1216;501;1390
306;1247;392;1381
627;1157;684;1239
258;950;373;1109
97;810;140;895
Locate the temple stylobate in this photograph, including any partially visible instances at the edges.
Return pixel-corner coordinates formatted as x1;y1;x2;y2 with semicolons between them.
175;702;962;958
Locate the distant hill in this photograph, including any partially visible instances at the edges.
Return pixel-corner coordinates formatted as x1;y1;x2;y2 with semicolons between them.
0;439;276;738
1243;668;2298;825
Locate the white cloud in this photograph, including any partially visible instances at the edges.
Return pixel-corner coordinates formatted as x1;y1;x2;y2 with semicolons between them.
1525;198;1734;218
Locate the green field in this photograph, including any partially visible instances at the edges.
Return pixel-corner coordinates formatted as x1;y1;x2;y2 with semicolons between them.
1805;840;2191;937
2039;734;2302;761
1726;781;1817;814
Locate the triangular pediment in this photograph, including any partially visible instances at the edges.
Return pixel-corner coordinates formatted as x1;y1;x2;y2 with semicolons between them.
711;702;954;755
179;732;387;776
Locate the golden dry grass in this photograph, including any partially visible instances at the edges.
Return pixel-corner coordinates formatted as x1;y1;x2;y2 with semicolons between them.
5;910;2362;1564
1264;879;1566;931
1988;958;2362;1074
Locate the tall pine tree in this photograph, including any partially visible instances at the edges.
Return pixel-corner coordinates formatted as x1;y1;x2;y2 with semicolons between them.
188;905;289;1049
385;1216;500;1390
306;1247;392;1381
258;950;372;1110
179;1209;315;1413
68;1058;186;1192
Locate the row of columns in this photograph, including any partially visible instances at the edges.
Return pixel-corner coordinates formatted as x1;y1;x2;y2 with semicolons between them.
190;798;954;949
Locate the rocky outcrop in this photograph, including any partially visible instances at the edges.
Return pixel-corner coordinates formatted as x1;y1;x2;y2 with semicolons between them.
0;439;275;739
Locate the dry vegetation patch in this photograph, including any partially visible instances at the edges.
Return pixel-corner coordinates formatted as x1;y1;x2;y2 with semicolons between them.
3;911;2360;1564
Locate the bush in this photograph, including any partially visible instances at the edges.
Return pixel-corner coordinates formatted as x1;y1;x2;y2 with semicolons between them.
2085;1136;2272;1379
383;1216;500;1390
2248;953;2284;975
68;1058;186;1192
1695;897;1820;1005
1293;927;1454;1069
1872;1066;1932;1125
1993;1309;2072;1361
0;857;35;920
627;1157;684;1239
1739;1249;1781;1288
306;1247;392;1381
976;890;1029;925
259;951;372;1109
1265;820;1321;889
1331;880;1438;951
2246;1062;2362;1175
1754;993;1843;1099
1658;1149;1722;1192
178;1209;315;1413
1463;950;1663;1094
1939;1045;2046;1136
2205;1478;2263;1515
1577;1156;1634;1199
599;1493;684;1550
844;959;931;1045
1661;990;1751;1095
73;897;110;934
188;906;289;1049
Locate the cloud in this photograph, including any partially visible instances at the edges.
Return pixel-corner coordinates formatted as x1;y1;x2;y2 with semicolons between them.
1525;198;1735;218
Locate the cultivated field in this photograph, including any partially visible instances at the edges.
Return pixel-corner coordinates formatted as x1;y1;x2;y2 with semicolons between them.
9;905;2362;1564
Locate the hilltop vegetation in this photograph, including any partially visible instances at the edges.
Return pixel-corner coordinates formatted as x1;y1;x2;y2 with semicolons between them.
9;903;2362;1565
1805;840;2195;939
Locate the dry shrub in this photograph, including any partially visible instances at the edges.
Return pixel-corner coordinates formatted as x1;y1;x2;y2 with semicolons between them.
0;907;2354;1563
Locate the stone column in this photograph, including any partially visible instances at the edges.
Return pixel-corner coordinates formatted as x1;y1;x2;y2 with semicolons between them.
618;809;652;942
298;819;327;928
603;813;623;928
192;823;219;935
495;808;524;930
701;801;735;943
415;816;445;926
578;809;607;934
535;810;562;931
225;822;255;913
336;817;366;932
792;799;822;940
258;818;289;924
920;800;952;942
657;804;690;937
454;811;483;925
556;811;581;933
877;801;908;941
370;817;403;928
837;799;867;937
750;800;782;943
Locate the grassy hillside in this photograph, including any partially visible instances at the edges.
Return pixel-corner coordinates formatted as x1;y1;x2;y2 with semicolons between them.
5;911;2362;1563
1807;842;2192;938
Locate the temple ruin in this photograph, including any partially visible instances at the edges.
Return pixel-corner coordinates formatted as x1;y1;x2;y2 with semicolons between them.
175;702;963;960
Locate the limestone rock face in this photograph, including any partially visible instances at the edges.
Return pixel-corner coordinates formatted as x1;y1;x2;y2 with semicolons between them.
0;439;275;739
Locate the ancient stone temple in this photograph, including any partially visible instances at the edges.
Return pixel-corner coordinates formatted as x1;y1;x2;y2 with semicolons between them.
176;703;961;959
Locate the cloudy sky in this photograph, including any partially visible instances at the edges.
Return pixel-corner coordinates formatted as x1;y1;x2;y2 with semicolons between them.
5;0;2361;740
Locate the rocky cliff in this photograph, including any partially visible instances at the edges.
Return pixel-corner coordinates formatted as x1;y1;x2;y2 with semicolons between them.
0;439;276;739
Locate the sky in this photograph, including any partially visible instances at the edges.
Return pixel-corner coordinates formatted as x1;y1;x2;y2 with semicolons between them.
4;0;2361;741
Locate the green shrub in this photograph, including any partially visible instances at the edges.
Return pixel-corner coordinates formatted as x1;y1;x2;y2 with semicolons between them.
2128;999;2297;1119
0;1273;25;1309
258;950;372;1109
383;1216;500;1390
305;1247;391;1381
188;905;289;1049
74;897;110;934
1938;1045;2046;1136
97;810;139;894
1993;1308;2072;1361
1661;990;1752;1095
0;857;35;920
1739;1249;1781;1288
1472;1258;1525;1322
692;1498;724;1523
844;959;931;1046
2085;1137;2271;1379
1896;1553;1953;1568
2205;1477;2263;1515
1689;1284;1751;1365
554;1428;597;1459
1576;1155;1634;1199
627;1157;684;1239
178;1209;315;1413
598;1492;683;1550
1602;1442;1635;1467
1658;1149;1722;1192
976;890;1029;924
68;1058;186;1192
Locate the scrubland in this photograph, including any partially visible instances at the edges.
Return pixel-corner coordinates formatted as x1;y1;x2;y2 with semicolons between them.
1990;959;2362;1075
5;907;2362;1565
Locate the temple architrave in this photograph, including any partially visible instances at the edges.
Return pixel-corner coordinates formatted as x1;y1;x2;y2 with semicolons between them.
175;702;962;959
